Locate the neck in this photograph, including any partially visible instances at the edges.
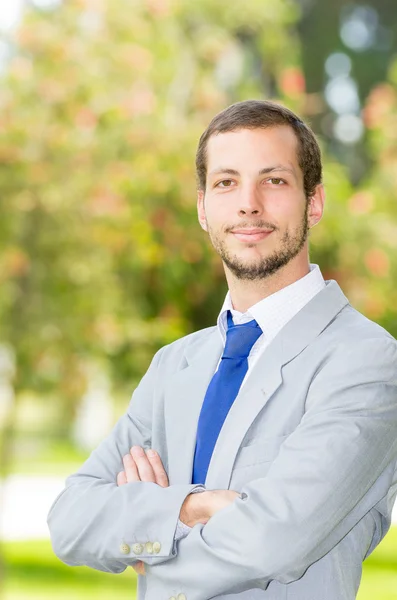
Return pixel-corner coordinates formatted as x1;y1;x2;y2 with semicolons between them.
225;258;311;313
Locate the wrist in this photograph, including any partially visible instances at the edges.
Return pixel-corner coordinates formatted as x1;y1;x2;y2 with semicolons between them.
180;490;212;527
195;490;212;524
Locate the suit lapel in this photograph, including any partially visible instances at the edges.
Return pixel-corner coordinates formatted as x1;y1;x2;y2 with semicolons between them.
165;328;223;485
165;280;350;489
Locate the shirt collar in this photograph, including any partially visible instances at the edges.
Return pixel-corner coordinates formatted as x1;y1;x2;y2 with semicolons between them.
217;263;326;344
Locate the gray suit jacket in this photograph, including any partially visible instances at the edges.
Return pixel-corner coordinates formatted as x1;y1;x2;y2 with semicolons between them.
47;279;397;600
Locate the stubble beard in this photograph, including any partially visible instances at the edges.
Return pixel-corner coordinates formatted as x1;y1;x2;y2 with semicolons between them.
207;204;310;281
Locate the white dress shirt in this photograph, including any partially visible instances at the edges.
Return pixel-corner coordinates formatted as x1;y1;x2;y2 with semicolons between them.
175;263;326;540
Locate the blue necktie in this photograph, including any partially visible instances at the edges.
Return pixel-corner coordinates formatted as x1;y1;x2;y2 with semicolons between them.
192;311;263;484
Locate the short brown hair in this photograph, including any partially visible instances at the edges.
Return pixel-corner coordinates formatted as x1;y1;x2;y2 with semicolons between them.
195;99;322;199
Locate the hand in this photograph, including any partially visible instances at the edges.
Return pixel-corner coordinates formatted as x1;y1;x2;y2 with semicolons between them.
117;445;169;488
179;489;240;527
117;446;169;576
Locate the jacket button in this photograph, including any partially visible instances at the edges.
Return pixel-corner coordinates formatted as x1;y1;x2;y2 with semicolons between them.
119;543;130;554
132;543;144;555
145;542;153;554
152;541;161;553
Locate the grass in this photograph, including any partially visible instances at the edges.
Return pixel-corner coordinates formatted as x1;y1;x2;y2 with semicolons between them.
358;526;397;600
2;528;397;599
3;540;137;600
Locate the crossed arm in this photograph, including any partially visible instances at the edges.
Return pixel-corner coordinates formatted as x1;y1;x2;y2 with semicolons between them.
47;345;240;577
117;444;239;576
48;336;397;599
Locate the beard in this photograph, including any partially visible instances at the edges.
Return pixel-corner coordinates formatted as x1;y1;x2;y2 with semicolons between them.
207;204;309;281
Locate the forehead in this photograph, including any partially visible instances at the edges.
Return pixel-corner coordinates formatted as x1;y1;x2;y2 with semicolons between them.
206;126;300;171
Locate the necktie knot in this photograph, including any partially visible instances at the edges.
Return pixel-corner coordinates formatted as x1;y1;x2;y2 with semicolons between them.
222;310;262;359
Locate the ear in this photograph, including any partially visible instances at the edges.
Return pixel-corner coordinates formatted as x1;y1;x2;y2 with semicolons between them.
308;184;325;229
197;189;208;231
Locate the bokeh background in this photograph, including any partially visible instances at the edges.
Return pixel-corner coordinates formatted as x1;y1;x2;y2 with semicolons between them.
0;0;397;598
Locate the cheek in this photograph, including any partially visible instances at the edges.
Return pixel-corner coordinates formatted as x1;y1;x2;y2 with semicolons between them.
205;194;238;220
202;202;225;226
272;195;305;221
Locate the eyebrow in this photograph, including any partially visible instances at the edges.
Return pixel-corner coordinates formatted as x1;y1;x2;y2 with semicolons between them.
208;165;298;181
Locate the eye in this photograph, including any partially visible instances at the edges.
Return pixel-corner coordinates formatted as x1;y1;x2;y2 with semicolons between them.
267;177;285;185
215;179;235;188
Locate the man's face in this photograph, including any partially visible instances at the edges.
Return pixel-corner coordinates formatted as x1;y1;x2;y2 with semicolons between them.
197;126;318;281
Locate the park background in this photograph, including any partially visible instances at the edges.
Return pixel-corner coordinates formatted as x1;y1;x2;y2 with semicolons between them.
0;0;397;598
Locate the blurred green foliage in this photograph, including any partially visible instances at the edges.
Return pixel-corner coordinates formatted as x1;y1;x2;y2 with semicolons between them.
0;0;395;434
0;0;303;425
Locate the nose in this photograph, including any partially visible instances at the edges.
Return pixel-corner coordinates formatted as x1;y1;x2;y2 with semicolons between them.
237;185;263;217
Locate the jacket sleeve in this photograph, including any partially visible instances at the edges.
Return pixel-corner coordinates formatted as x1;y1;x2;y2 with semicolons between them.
145;337;397;600
47;346;204;574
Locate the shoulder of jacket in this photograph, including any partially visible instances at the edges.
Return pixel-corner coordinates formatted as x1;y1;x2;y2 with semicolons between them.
336;303;396;345
154;325;218;363
320;303;397;369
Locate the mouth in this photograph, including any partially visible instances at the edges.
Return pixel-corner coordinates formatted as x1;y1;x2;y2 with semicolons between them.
230;228;274;243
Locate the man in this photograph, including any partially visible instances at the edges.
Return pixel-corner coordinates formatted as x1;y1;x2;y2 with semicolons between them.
48;100;397;600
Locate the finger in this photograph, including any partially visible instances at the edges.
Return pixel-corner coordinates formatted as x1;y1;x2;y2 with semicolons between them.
117;471;127;486
122;453;140;483
131;560;146;576
146;450;169;487
132;560;146;575
130;446;156;483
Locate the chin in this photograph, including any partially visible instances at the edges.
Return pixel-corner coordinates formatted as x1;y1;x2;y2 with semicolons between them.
235;247;268;261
